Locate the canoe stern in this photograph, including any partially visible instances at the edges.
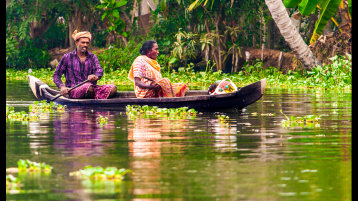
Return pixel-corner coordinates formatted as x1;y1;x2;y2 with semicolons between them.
28;75;50;100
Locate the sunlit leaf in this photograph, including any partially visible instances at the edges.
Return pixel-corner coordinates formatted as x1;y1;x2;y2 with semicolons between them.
283;0;301;8
298;0;320;15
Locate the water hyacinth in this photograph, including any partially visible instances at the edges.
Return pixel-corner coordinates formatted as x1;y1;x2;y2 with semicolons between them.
7;101;66;122
29;100;66;113
6;174;22;194
17;159;53;173
97;115;108;124
280;109;321;128
251;112;276;116
6;174;21;189
70;165;132;181
6;105;39;122
56;104;66;112
126;105;198;120
217;115;230;124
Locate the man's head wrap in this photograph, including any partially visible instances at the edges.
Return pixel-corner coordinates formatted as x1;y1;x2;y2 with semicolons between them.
72;30;92;41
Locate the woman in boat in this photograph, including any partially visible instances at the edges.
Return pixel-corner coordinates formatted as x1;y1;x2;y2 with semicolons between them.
128;40;189;98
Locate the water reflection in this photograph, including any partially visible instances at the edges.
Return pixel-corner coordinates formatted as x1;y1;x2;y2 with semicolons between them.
208;119;238;152
127;117;191;198
53;110;115;156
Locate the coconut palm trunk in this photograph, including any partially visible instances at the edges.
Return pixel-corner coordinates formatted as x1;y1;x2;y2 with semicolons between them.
265;0;320;69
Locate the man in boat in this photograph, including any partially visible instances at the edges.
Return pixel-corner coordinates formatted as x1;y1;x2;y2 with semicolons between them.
53;30;117;99
128;40;188;98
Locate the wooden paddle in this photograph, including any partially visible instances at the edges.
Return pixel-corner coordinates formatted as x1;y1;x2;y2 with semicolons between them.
49;80;90;102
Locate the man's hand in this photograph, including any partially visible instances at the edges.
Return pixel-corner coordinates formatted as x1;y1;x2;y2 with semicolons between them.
88;74;98;82
60;86;69;95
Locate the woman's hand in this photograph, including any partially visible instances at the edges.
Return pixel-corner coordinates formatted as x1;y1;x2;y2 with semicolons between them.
149;82;161;91
134;77;161;90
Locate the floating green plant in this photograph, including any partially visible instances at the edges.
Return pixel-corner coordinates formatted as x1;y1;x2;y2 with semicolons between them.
69;165;132;181
56;104;66;112
6;105;39;122
97;115;108;124
6;174;22;192
251;112;276;116
6;104;14;117
126;105;198;120
29;100;66;113
280;109;321;128
16;159;53;173
217;115;230;124
7;101;66;123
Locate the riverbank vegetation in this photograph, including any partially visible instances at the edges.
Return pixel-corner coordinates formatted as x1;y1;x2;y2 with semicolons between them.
6;53;351;91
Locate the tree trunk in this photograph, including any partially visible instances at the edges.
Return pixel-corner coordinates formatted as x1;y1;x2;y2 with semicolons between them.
120;7;132;32
131;0;137;25
337;0;351;33
252;16;256;48
68;6;93;48
265;0;320;69
231;45;235;73
267;19;277;49
214;10;222;71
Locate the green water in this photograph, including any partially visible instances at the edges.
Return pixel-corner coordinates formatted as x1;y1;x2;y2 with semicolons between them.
6;80;351;200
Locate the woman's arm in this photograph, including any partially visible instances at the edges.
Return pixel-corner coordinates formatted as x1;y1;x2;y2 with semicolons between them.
134;77;161;90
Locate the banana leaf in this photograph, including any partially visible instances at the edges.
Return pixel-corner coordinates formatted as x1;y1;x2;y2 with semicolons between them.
348;0;351;16
298;0;321;15
310;0;341;44
283;0;301;8
188;0;205;11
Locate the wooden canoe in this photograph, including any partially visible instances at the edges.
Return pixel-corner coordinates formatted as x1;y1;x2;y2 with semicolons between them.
28;75;266;109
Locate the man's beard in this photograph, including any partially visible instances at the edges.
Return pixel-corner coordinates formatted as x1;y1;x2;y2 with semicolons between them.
80;47;87;53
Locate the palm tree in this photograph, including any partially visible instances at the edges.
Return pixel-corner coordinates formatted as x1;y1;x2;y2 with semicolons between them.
225;26;241;73
265;0;320;69
200;33;214;64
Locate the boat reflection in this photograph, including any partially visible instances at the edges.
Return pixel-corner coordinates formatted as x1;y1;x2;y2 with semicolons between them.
52;110;115;156
208;118;238;152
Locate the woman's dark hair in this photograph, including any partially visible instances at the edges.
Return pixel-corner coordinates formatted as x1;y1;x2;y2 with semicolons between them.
139;40;157;55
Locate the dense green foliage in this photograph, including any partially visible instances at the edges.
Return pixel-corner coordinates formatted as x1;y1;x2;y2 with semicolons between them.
6;0;351;90
95;38;143;73
6;0;64;68
6;0;285;71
